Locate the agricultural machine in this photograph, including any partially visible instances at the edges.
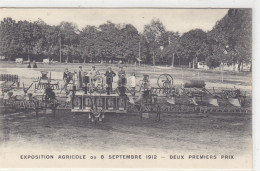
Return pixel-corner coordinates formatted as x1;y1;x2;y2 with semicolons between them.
0;71;250;124
34;71;59;90
0;72;59;116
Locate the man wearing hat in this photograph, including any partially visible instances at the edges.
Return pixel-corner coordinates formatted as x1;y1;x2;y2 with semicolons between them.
104;66;116;92
136;74;151;102
77;66;83;88
117;66;127;96
90;66;100;84
82;71;90;94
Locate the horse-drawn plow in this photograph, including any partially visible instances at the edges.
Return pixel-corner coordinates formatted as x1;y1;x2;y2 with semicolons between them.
0;72;251;124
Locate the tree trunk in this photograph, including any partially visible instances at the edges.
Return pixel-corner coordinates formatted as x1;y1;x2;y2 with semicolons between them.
153;51;155;66
83;56;86;63
59;40;62;63
192;58;195;69
232;62;238;72
27;53;30;62
172;53;175;67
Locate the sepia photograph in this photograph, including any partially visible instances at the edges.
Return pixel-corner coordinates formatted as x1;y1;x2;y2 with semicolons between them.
0;8;253;169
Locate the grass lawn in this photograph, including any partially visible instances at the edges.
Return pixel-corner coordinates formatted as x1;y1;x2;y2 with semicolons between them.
0;61;252;92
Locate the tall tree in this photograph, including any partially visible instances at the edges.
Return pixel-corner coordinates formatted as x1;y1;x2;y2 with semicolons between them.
208;9;252;71
58;22;79;62
159;31;180;65
143;18;166;65
118;24;140;63
79;25;98;63
98;21;118;62
16;20;43;61
179;29;209;68
0;18;20;60
41;25;61;61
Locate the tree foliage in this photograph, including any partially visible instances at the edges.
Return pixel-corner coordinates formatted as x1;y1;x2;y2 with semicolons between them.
179;29;209;68
0;9;252;72
0;18;20;60
208;9;252;71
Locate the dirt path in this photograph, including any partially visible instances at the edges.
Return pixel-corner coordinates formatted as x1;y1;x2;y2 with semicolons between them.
0;110;252;156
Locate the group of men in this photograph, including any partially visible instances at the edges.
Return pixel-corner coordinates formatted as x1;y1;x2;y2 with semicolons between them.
62;65;134;94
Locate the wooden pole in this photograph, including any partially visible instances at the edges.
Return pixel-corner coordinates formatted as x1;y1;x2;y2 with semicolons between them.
153;51;155;66
50;72;51;83
221;66;224;83
153;51;155;73
139;42;141;66
181;67;184;82
59;38;62;64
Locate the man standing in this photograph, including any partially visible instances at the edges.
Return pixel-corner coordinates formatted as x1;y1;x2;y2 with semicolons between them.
118;66;125;79
128;72;136;96
90;66;100;84
83;71;89;94
60;68;73;94
136;74;151;102
63;68;69;82
117;66;127;96
104;66;116;93
78;66;83;88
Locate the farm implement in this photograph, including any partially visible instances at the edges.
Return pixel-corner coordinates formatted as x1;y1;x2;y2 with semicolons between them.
34;71;60;90
0;72;251;124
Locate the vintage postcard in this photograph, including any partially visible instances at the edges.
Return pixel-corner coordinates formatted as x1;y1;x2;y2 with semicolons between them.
0;8;253;169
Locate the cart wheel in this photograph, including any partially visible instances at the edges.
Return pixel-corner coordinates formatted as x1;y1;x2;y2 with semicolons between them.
157;74;173;89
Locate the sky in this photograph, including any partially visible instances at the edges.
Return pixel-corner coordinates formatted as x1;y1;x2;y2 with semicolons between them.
0;8;228;34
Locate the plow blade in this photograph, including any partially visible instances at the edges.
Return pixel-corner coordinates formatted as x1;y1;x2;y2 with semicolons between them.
208;97;219;107
135;94;143;103
190;97;198;106
228;98;241;107
166;97;175;105
128;95;135;104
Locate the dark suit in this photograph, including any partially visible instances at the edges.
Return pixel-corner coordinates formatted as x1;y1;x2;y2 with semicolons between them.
105;70;116;89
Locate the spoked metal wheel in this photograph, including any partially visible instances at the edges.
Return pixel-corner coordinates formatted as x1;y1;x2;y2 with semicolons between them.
157;74;174;95
157;74;174;89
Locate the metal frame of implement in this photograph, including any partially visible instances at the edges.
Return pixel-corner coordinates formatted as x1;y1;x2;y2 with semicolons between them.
0;73;250;123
